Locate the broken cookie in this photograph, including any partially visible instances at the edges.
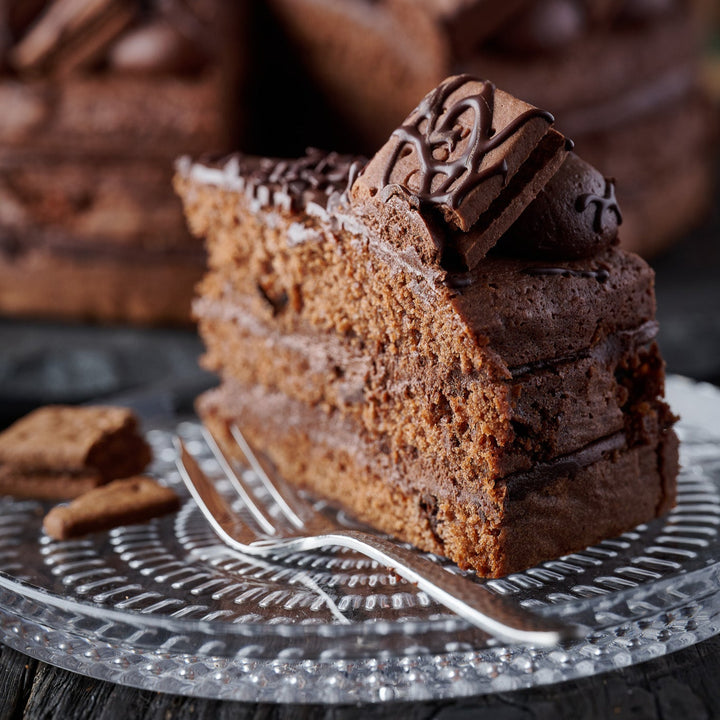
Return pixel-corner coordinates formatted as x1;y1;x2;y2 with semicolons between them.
43;475;180;540
0;405;152;499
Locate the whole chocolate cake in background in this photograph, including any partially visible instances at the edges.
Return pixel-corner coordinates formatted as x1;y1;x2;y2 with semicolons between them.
0;0;243;324
259;0;717;256
175;75;678;577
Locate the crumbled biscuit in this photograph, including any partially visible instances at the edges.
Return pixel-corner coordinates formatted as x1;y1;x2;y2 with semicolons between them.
0;405;152;500
43;475;180;540
0;405;151;479
0;465;104;501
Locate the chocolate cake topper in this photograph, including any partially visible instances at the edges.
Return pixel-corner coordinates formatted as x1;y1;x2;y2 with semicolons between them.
495;153;622;260
351;74;557;233
384;75;552;209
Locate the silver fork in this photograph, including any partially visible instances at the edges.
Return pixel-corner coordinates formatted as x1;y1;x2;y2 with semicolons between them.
174;426;586;646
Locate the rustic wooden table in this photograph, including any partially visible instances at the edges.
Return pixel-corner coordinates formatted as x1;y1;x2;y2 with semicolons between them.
2;637;720;719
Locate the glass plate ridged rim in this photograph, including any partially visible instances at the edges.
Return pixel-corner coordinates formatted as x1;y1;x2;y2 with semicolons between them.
0;374;718;703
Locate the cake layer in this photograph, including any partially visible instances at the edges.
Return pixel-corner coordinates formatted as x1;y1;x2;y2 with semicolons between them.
0;157;196;250
0;74;226;160
177;158;657;367
195;284;667;477
0;242;202;324
199;379;678;577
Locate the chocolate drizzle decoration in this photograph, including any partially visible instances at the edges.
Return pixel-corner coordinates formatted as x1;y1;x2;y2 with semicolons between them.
524;267;610;283
244;149;366;212
576;178;623;233
263;149;360;197
379;75;554;211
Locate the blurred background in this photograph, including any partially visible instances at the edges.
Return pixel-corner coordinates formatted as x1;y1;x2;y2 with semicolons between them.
0;0;718;427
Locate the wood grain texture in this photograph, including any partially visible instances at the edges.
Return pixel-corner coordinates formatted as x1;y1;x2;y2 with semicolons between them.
2;637;719;720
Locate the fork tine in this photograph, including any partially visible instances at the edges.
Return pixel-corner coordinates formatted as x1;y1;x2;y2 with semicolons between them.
229;423;317;530
200;428;278;536
174;438;264;547
177;438;584;644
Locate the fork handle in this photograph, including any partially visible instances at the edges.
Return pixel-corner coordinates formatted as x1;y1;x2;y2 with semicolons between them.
298;530;586;646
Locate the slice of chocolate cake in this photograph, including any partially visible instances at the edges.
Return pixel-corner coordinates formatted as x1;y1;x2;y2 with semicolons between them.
175;76;678;578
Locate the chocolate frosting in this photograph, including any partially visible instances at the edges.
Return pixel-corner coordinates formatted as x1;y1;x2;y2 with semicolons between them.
350;74;555;232
495;152;622;260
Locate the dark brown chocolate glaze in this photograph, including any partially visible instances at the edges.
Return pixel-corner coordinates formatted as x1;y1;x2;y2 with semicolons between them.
446;263;610;289
507;319;658;377
501;431;627;501
494;152;622;260
577;177;622;234
377;74;553;212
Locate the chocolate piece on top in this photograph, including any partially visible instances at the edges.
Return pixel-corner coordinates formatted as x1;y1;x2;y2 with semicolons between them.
496;152;622;260
11;0;137;77
350;75;566;268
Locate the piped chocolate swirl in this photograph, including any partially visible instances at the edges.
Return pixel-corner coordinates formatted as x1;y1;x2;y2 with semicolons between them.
496;152;622;260
378;76;553;211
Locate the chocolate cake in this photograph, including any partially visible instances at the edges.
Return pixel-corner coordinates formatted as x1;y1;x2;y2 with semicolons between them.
0;0;242;323
261;0;716;256
180;75;679;577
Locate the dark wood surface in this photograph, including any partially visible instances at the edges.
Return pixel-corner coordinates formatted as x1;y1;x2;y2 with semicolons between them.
2;636;720;719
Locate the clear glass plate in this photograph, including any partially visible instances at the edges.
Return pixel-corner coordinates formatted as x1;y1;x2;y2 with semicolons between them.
1;375;719;703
